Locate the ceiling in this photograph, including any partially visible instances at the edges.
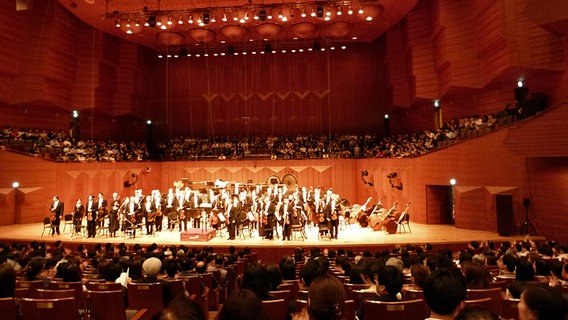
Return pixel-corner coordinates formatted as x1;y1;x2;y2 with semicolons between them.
58;0;418;53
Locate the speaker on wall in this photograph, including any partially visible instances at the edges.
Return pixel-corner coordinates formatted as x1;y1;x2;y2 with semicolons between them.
523;198;531;208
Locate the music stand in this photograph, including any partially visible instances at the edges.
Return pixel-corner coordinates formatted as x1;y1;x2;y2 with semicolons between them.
520;198;537;235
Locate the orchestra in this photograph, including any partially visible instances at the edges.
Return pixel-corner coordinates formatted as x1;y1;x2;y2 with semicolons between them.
47;178;410;240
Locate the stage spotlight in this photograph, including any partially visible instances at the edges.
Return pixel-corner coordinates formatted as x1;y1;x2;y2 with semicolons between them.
147;15;157;27
316;6;324;18
12;181;19;188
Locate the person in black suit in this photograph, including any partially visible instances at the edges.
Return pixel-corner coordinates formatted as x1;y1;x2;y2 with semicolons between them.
142;195;157;235
324;194;341;239
50;196;64;236
189;190;202;228
263;197;276;240
226;195;241;240
72;199;84;236
96;192;108;229
86;194;97;238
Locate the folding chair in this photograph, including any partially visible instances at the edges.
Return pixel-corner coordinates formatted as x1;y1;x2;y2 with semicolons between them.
41;217;52;236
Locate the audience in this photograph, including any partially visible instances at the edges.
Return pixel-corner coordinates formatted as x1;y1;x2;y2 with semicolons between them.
423;267;467;320
518;285;568;320
304;274;346;320
217;289;267;320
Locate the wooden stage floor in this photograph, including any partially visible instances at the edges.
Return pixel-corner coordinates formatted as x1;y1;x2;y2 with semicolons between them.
0;221;543;250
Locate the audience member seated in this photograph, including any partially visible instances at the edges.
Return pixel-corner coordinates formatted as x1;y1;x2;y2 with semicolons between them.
295;274;345;320
216;289;267;320
137;257;174;307
152;295;206;320
240;262;276;301
0;264;16;298
423;267;467;320
518;285;568;320
24;256;50;289
408;263;430;290
462;262;491;289
454;305;498;320
506;260;535;299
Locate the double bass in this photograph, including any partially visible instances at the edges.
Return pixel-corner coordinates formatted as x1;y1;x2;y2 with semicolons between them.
357;197;379;227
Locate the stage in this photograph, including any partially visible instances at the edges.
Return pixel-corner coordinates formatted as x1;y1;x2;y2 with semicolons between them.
0;221;543;264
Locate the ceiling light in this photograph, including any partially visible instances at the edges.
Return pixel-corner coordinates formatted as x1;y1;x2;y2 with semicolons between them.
115;19;121;28
267;11;273;19
210;14;216;23
244;12;249;21
324;16;330;21
160;24;167;30
126;29;133;34
278;10;283;19
366;16;373;21
222;13;227;22
188;15;194;24
311;9;316;17
233;13;238;21
178;16;183;24
134;19;140;27
326;9;331;16
167;16;173;25
347;6;353;15
337;6;342;16
281;16;288;22
301;9;307;18
125;19;131;27
358;6;364;14
254;12;259;20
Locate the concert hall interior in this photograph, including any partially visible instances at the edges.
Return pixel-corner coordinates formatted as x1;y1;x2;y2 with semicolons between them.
0;0;568;258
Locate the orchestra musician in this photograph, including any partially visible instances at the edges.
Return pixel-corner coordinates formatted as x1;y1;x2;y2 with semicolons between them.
324;194;341;239
163;189;178;231
86;194;97;238
280;197;293;241
153;190;163;232
226;194;241;240
189;189;202;229
177;190;188;232
124;196;140;237
142;195;157;235
49;195;64;236
96;193;108;229
72;198;84;237
263;196;276;240
109;192;121;237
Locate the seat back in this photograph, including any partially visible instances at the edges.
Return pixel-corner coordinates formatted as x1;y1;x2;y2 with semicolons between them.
85;282;123;291
499;298;520;320
262;299;288;320
127;282;164;319
168;279;186;300
268;290;293;303
48;281;85;308
20;297;78;320
0;297;18;320
362;299;428;320
402;288;424;300
86;290;131;320
465;297;493;311
467;287;503;315
35;289;75;299
16;280;45;290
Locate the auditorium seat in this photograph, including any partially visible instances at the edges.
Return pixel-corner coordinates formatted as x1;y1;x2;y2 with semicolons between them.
85;282;123;291
268;290;293;303
20;297;78;320
499;298;520;320
467;287;504;315
362;299;428;320
464;297;493;311
262;298;288;320
0;297;18;320
127;282;164;318
86;290;147;320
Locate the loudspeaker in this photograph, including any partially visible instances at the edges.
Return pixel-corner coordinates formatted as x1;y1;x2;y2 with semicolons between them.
523;198;530;208
123;181;130;188
496;194;514;236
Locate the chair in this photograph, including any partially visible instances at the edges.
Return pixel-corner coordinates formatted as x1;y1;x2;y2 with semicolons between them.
397;212;411;233
85;281;124;291
402;288;424;301
467;287;504;315
489;280;508;290
168;279;186;299
0;297;18;320
362;299;429;320
464;297;493;310
41;217;52;236
269;289;293;303
499;298;520;320
127;282;164;318
318;223;331;240
20;297;78;320
291;223;307;240
262;298;288;320
86;290;147;320
16;280;45;290
49;281;86;309
62;214;73;234
35;288;75;299
344;283;371;300
97;217;110;237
